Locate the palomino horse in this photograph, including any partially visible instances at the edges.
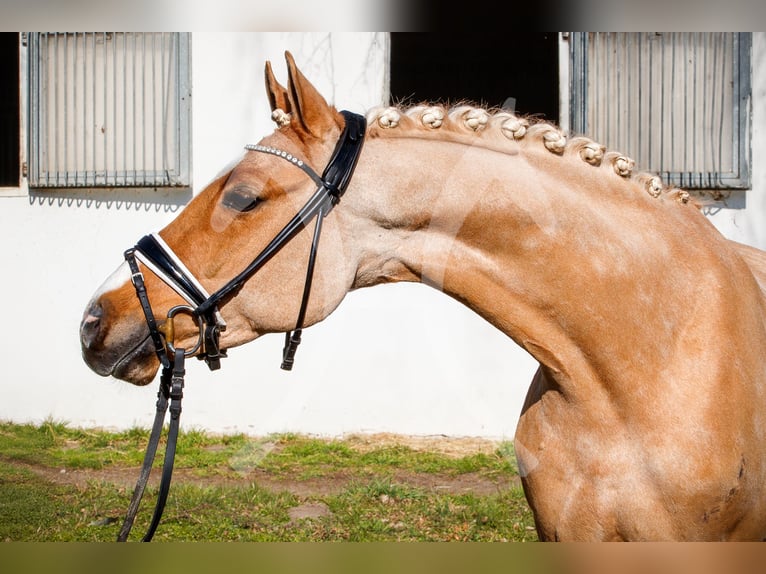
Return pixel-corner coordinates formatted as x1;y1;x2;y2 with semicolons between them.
81;52;766;541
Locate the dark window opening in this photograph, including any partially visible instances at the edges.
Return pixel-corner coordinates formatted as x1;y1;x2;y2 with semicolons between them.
389;33;559;122
0;33;20;187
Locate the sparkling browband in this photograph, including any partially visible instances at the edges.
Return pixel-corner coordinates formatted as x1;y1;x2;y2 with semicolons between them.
244;144;323;186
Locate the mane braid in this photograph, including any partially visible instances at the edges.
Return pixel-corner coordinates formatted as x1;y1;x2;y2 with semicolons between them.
365;104;693;205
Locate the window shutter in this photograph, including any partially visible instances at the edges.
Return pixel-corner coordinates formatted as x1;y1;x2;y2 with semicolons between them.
28;33;191;189
570;33;751;191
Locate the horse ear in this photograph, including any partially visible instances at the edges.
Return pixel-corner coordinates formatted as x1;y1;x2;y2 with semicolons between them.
264;60;290;113
284;51;340;139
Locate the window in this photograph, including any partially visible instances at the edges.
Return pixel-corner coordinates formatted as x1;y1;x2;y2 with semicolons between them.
570;33;751;191
389;33;559;121
27;33;191;189
0;33;20;188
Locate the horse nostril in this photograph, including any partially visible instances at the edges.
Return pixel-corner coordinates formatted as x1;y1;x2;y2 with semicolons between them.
80;302;104;349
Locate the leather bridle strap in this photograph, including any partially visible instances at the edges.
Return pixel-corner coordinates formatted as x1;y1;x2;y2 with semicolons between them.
195;110;366;369
143;348;185;541
116;348;185;542
134;234;207;308
124;251;172;370
116;369;169;541
195;110;366;321
117;110;365;541
281;200;327;370
127;110;365;372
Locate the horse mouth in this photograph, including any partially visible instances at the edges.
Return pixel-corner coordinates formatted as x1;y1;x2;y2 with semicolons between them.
82;331;159;387
110;334;159;386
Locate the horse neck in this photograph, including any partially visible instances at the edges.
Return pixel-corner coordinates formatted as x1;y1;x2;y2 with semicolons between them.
346;135;757;401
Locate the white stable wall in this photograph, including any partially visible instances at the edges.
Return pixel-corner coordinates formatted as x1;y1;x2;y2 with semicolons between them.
1;32;764;439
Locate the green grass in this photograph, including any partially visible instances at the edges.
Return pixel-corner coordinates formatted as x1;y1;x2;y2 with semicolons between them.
0;420;536;542
0;420;151;469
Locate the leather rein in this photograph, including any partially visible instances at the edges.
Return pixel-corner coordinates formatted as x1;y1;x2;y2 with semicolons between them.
116;110;366;541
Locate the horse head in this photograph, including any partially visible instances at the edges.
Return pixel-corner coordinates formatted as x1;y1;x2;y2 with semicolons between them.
80;52;362;385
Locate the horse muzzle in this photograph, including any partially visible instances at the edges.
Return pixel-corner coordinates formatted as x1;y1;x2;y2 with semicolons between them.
80;297;160;386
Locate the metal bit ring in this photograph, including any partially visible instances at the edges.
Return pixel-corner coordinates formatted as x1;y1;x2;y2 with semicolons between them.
161;305;204;357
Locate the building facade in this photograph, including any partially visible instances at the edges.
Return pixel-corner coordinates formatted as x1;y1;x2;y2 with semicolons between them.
2;32;764;437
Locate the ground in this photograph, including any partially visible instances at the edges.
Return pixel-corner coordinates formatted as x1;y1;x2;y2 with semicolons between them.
8;433;518;497
1;427;536;541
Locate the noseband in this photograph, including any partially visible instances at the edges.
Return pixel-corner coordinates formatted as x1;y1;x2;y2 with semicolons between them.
117;110;366;541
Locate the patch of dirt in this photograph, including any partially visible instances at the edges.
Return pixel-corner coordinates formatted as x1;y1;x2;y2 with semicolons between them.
4;435;519;497
287;502;332;525
343;433;502;459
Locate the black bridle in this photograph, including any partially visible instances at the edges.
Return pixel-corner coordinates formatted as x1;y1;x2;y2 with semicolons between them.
116;110;366;541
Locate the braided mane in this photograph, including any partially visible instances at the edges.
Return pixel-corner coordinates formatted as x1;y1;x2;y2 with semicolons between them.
363;104;693;205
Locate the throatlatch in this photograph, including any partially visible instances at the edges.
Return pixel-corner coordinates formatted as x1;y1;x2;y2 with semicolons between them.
116;110;366;541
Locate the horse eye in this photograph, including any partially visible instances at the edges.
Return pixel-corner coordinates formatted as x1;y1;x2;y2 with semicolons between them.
222;189;263;212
